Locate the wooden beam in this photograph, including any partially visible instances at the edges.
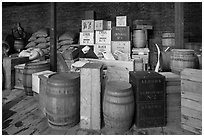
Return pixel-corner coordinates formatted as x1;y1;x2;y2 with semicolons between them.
175;2;184;49
50;2;57;72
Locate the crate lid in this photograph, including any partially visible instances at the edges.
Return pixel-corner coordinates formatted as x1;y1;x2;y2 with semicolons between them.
130;71;165;79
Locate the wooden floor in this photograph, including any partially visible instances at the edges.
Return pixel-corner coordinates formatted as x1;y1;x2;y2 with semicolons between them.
2;89;195;135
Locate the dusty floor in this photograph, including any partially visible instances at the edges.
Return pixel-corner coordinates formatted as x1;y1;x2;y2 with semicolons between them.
2;89;195;135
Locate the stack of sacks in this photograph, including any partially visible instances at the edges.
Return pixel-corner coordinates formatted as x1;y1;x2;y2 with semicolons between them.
57;32;76;60
25;28;50;56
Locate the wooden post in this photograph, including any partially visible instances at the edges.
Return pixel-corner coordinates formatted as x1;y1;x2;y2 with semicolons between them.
175;2;184;49
50;2;57;72
80;63;103;130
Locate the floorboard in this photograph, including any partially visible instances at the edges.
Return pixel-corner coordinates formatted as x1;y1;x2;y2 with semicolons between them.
2;89;195;135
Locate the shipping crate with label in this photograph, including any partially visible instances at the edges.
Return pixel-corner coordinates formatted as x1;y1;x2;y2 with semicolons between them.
81;20;94;32
95;30;111;44
94;44;111;58
80;32;95;45
112;26;130;41
129;71;166;128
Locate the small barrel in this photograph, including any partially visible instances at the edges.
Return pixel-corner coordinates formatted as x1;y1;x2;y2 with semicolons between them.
46;72;80;130
162;33;175;47
23;60;50;96
133;30;146;48
103;81;134;133
14;39;24;52
170;49;196;74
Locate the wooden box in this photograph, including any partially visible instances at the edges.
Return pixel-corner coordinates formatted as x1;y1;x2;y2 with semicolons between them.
94;44;111;58
111;41;131;54
159;72;181;127
32;70;52;94
80;63;103;130
81;20;94;32
181;68;202;134
95;20;107;30
79;32;95;45
95;30;111;44
111;26;130;41
84;10;95;20
3;57;30;89
116;16;127;27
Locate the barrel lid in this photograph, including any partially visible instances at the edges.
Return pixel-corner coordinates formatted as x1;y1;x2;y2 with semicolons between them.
48;72;80;85
106;81;131;92
171;49;194;52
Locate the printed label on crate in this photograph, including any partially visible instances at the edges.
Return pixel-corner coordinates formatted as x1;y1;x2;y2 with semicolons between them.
111;41;131;54
94;44;111;57
95;20;107;30
80;32;94;45
82;20;94;32
116;16;127;27
95;30;111;44
112;26;130;41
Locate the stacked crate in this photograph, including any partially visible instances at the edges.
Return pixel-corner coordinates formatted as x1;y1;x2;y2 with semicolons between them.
80;10;112;59
94;20;112;59
181;68;202;135
129;71;166;128
159;72;181;127
111;16;131;61
131;20;152;70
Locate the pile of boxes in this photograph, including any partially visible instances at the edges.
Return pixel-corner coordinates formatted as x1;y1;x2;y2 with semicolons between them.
79;11;131;61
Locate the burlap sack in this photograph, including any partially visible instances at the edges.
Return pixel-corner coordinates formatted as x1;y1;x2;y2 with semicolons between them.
25;41;36;49
33;28;49;37
58;32;75;41
34;37;47;43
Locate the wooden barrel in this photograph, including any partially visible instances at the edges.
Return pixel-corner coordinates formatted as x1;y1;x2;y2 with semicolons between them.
46;72;80;130
133;30;146;48
103;81;134;133
162;33;175;47
170;49;196;74
39;72;55;116
14;39;24;52
161;51;171;72
23;60;50;96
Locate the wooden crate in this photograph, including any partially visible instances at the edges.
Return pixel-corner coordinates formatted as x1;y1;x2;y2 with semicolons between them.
159;72;181;127
3;57;30;89
181;68;202;135
80;58;134;82
80;63;103;130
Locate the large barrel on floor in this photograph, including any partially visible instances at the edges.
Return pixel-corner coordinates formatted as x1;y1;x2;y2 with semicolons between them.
133;29;146;48
103;81;134;133
46;72;80;130
162;32;175;47
170;49;196;74
23;60;50;96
